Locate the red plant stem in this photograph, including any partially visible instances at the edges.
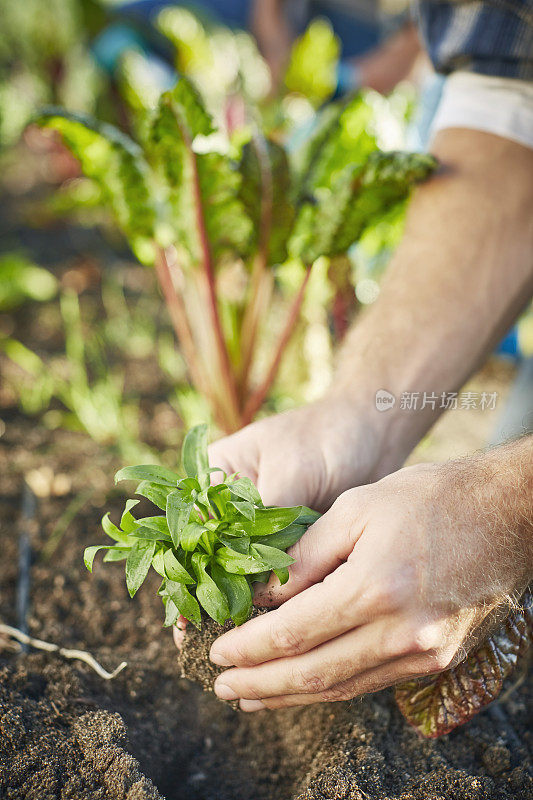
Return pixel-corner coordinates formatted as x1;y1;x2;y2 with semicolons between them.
239;133;274;395
241;265;313;425
189;146;241;430
154;248;207;395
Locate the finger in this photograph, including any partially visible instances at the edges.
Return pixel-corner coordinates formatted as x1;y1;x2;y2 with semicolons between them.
172;615;188;649
213;614;406;701
238;653;434;711
254;489;368;607
211;561;373;667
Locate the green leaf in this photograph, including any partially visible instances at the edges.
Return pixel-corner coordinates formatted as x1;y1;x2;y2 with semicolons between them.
129;525;172;543
37;108;154;243
255;523;307;550
165;580;201;628
229;499;255;521
166;491;193;548
135;480;174;510
229;477;263;506
215;546;270;576
101;512;129;543
192;553;230;624
136;515;172;537
246;507;302;537
121;499;140;533
103;548;131;563
211;564;252;626
182;423;209;479
180;522;208;552
84;545;109;572
251;543;295;570
152;547;166;576
273;567;290;585
125;540;157;597
295;507;321;526
163;596;180;627
163;549;194;583
252;571;271;584
115;464;180;487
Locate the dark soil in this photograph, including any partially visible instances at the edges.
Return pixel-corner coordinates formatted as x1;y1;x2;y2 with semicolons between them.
0;185;531;800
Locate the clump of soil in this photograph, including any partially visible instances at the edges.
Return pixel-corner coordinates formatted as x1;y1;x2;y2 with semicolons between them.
177;609;268;701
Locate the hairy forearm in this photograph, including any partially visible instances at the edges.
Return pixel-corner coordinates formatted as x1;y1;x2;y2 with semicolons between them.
333;129;533;476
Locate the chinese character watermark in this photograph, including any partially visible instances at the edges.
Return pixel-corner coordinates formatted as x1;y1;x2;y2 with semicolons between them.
375;390;498;412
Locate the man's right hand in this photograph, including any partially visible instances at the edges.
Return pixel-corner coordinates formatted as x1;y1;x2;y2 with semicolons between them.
207;394;383;512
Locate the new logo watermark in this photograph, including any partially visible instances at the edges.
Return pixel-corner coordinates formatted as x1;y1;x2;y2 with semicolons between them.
375;390;396;412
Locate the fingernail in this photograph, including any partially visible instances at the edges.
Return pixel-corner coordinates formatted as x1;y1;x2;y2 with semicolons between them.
214;682;239;701
240;699;266;712
210;650;233;666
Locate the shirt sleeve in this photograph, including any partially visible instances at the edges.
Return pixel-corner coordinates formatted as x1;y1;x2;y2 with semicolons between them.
430;71;533;149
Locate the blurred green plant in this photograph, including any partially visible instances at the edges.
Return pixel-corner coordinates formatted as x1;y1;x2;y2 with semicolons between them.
36;78;436;433
0;252;58;310
1;288;153;461
285;18;340;107
0;0;102;147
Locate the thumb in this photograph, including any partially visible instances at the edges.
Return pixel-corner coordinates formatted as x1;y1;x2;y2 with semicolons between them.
255;487;368;606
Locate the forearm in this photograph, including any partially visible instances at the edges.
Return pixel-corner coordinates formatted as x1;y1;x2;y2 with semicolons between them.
332;129;533;477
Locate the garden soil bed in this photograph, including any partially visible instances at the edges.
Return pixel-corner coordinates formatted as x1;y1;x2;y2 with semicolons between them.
0;414;531;800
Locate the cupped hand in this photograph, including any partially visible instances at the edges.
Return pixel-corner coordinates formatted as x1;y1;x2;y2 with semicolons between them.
208;458;529;711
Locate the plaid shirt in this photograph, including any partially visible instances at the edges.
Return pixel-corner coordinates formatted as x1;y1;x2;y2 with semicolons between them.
413;0;533;79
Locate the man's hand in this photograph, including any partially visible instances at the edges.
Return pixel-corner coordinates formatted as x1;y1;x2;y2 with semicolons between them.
207;394;384;512
209;440;533;711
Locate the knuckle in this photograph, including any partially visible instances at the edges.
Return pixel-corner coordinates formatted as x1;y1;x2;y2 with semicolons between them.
423;647;455;673
292;665;328;694
269;617;304;656
321;683;355;702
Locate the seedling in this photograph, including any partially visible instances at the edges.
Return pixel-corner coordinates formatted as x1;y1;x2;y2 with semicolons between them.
84;424;320;628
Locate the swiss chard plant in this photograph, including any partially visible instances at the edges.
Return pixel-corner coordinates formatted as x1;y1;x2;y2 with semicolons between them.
84;424;320;628
36;77;436;434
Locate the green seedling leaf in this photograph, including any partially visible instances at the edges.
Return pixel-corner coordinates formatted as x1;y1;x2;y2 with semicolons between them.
252;571;271;584
273;567;290;585
251;543;295;570
129;525;172;543
136;515;172;537
246;507;303;537
126;540;157;597
102;513;129;543
295;507;321;526
215;546;270;575
152;547;166;576
255;523;306;550
121;499;140;533
182;423;209;478
212;564;252;626
166;490;193;548
115;464;180;487
229;499;255;521
163;549;194;583
217;535;251;553
229;476;263;506
180;522;208;552
165;580;201;628
84;545;110;572
163;596;180;627
103;548;131;563
136;480;174;510
192;553;230;624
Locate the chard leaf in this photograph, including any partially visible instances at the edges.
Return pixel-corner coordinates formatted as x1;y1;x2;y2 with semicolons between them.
211;564;252;626
255;523;306;550
251;543;295;570
166;491;193;548
125;540;157;597
37;108;155;244
102;512;129;543
115;464;180;487
165;580;201;628
229;477;263;506
163;549;194;583
192;553;229;624
215;546;270;575
245;507;302;537
182;423;209;479
180;522;208;552
395;589;533;738
135;480;174;510
229;499;255;521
